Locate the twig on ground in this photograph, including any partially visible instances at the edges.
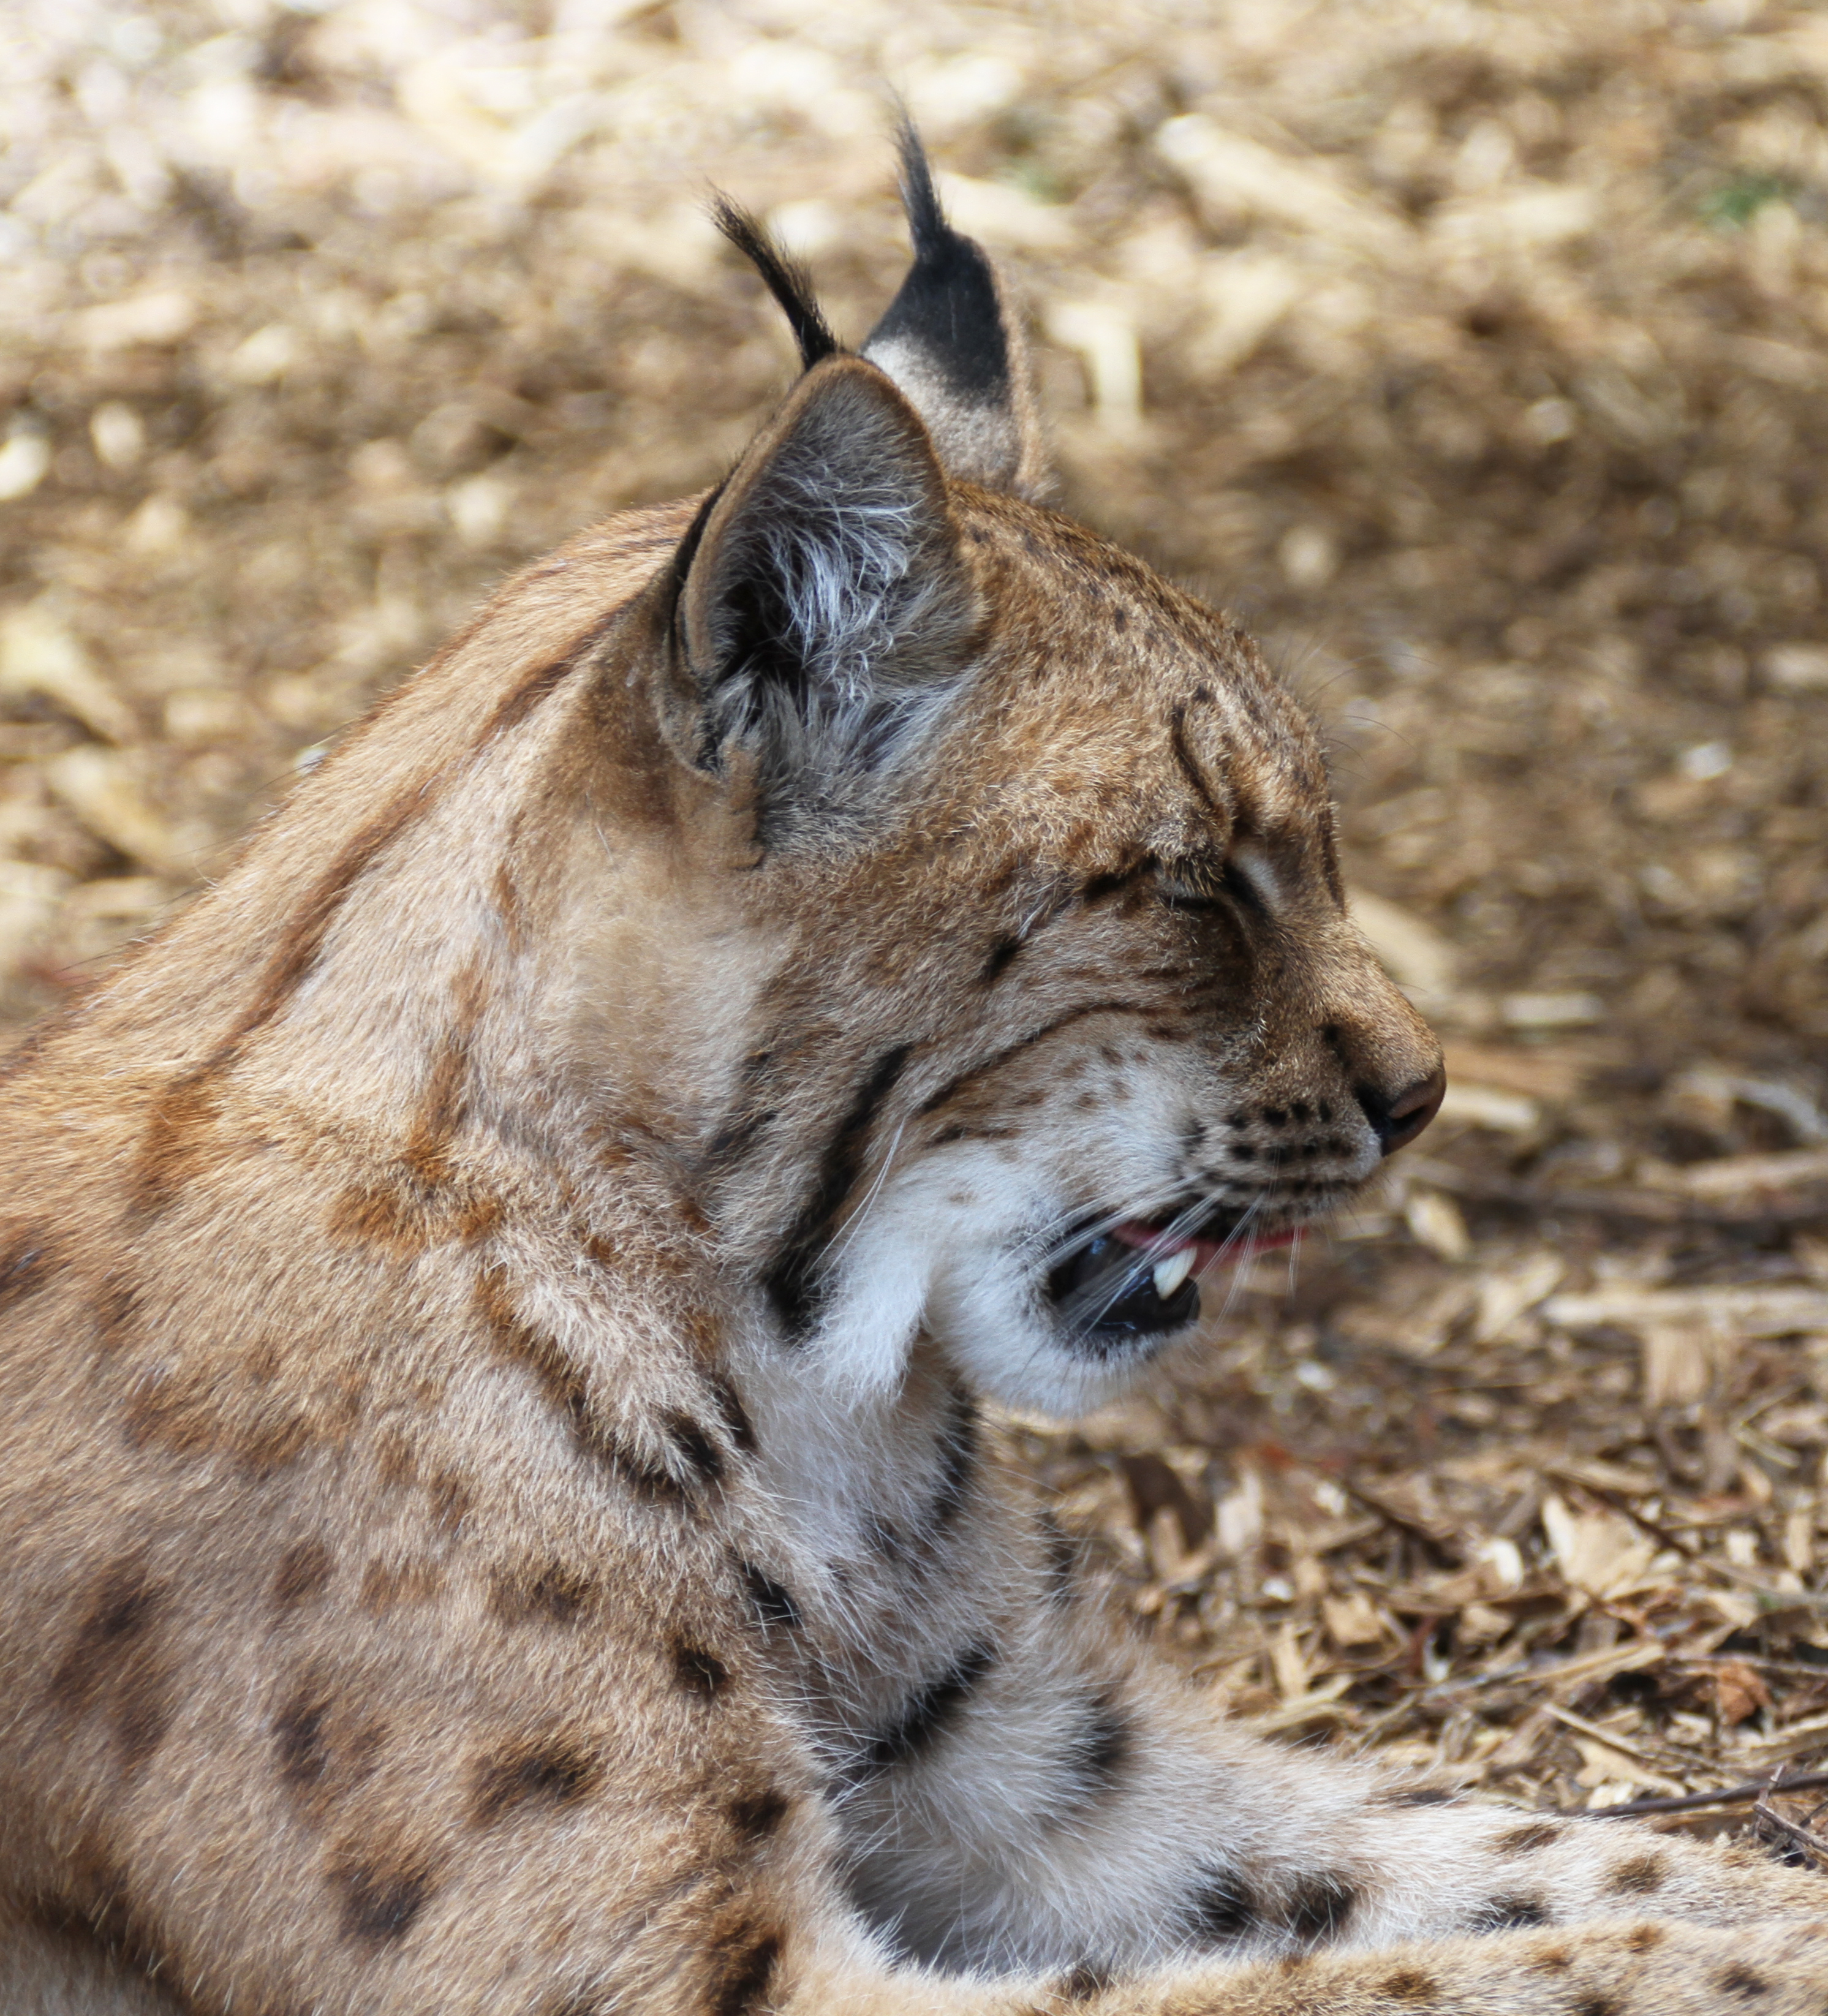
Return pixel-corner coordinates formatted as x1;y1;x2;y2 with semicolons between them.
1579;1769;1828;1819
1754;1782;1828;1867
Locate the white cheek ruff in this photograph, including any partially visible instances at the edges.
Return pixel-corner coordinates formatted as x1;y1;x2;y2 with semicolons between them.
788;1059;1365;1418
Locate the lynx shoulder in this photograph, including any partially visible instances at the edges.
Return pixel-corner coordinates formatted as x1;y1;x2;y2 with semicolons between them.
1;129;1822;2016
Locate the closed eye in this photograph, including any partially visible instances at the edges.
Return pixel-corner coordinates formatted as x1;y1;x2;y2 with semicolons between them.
1152;856;1269;919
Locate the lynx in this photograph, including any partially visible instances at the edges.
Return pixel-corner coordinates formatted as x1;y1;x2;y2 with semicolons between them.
2;132;1824;2016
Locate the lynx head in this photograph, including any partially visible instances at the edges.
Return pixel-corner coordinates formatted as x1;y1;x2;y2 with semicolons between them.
621;130;1444;1414
154;131;1440;1425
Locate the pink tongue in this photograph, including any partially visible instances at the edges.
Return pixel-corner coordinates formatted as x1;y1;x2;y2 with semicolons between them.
1111;1220;1192;1253
1109;1219;1296;1272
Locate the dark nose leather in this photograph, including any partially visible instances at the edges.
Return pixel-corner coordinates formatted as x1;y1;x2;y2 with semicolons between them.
1359;1065;1446;1156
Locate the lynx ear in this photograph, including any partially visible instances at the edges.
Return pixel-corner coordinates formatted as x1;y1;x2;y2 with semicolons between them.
673;355;980;824
861;126;1046;498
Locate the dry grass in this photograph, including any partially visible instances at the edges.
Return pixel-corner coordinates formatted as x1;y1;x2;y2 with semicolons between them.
6;0;1828;1832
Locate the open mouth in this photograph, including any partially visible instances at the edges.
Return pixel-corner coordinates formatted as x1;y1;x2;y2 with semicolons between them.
1045;1206;1297;1343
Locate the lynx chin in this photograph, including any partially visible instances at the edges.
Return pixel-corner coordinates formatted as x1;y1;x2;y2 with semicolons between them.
1;127;1824;2016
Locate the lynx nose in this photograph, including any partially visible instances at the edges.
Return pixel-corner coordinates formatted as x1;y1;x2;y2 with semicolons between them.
1360;1066;1446;1157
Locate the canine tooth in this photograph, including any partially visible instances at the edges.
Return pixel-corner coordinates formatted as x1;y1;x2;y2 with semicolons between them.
1152;1248;1196;1299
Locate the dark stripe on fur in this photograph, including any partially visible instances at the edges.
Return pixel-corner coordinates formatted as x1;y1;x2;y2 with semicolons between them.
927;1385;978;1532
980;934;1022;984
1080;860;1152;906
161;626;602;1109
915;1002;1145;1124
483;640;588;741
764;1043;913;1338
478;1275;684;1500
1168;702;1230;830
706;1927;782;2016
1038;1511;1079;1604
857;1637;995;1775
709;1372;758;1455
662;1411;723;1486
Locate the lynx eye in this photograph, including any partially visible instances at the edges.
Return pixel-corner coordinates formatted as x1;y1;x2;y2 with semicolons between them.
1153;853;1269;918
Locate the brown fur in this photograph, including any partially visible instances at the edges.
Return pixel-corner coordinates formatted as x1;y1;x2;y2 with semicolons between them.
2;164;1825;2016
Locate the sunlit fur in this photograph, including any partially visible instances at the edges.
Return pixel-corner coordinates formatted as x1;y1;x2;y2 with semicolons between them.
1;162;1824;2016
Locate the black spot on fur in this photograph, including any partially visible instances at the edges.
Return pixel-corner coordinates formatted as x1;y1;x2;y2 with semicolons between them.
69;1565;160;1655
274;1694;329;1788
0;1225;56;1311
1185;1867;1258;1945
739;1560;802;1633
587;1424;686;1501
336;1862;434;1942
273;1538;334;1610
706;1929;782;2016
1057;1688;1131;1810
51;1560;173;1770
1576;1998;1622;2016
1470;1895;1551;1933
1386;1787;1453;1807
1286;1873;1356;1946
860;1638;994;1773
673;1640;732;1699
766;1044;912;1338
730;1786;791;1840
1718;1969;1770;2000
1495;1821;1562;1853
471;1740;600;1825
23;1849;173;1990
490;1560;595;1626
1606;1851;1667;1895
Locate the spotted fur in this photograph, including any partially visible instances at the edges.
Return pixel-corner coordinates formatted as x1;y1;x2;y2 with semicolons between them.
1;138;1824;2016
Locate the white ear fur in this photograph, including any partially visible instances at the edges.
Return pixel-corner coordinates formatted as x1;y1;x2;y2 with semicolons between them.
678;356;980;820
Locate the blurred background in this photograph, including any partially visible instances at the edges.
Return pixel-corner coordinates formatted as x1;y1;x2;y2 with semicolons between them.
6;0;1828;1820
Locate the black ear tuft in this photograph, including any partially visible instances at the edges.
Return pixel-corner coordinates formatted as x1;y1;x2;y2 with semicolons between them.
861;123;1044;496
711;195;840;372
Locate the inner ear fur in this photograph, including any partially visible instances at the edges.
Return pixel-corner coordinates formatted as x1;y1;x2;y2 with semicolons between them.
861;126;1046;499
668;355;981;819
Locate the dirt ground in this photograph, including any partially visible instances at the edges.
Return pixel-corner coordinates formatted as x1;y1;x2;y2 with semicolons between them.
6;0;1828;1841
